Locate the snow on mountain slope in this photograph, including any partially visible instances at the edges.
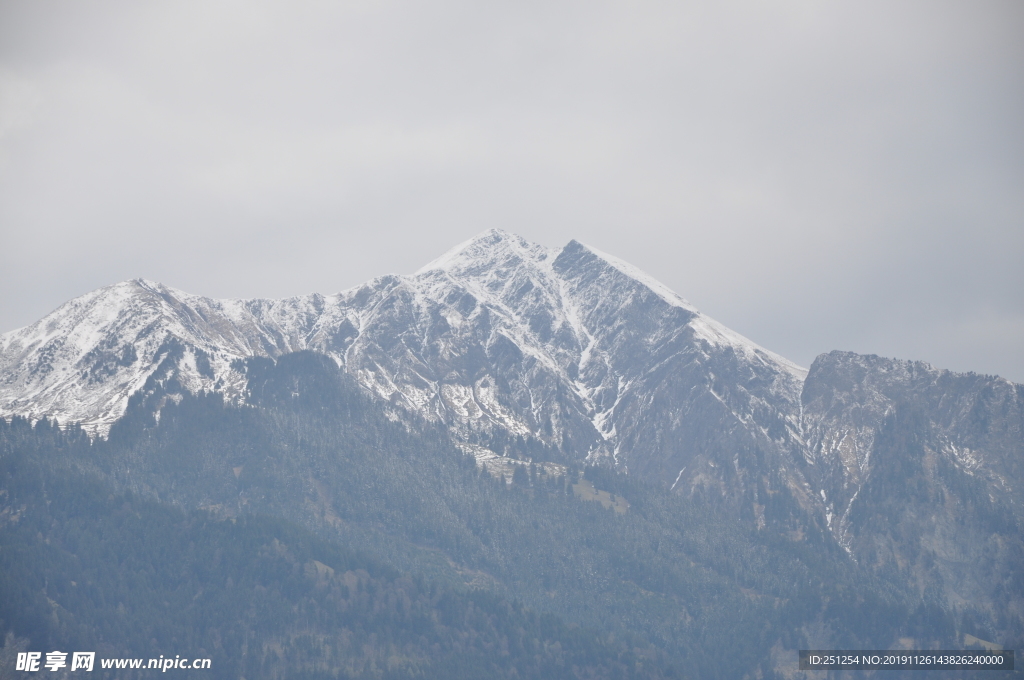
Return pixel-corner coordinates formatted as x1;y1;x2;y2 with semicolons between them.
0;279;335;433
0;230;809;494
377;231;811;478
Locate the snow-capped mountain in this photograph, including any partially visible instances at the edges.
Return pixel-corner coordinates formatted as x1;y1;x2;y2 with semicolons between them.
0;231;809;489
3;229;1024;618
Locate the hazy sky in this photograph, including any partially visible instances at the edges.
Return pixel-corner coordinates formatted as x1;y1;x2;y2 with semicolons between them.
1;1;1022;381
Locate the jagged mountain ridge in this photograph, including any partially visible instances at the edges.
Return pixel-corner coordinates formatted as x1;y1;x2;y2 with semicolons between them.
0;231;807;483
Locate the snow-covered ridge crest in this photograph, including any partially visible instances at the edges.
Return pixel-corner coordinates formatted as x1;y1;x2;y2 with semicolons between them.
1;230;806;450
571;241;700;313
562;239;808;381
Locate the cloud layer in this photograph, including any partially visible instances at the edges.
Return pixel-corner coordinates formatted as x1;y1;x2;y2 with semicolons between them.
2;0;1022;380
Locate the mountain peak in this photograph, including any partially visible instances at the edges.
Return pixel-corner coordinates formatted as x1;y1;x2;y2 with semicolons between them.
414;229;552;276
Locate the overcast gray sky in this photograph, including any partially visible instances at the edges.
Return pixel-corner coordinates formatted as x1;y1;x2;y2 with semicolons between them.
1;0;1022;381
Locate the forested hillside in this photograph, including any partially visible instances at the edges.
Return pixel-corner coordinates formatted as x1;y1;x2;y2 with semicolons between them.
4;351;1014;678
0;454;677;679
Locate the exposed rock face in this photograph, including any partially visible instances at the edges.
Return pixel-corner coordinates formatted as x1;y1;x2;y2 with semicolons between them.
802;351;1024;545
800;351;1024;631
